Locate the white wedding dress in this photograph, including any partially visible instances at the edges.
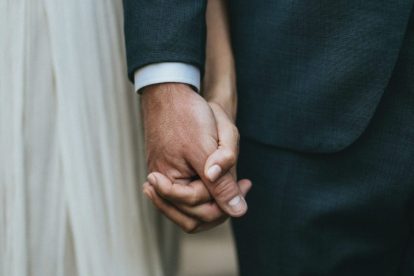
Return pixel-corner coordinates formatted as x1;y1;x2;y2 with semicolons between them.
0;0;177;275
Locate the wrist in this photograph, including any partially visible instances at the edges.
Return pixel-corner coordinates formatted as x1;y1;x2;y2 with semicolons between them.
210;99;237;122
141;82;196;96
204;84;237;121
141;83;197;116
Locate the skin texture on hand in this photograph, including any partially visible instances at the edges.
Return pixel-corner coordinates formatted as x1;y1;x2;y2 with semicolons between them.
142;94;251;233
141;83;247;222
141;1;248;233
142;83;217;181
143;173;251;233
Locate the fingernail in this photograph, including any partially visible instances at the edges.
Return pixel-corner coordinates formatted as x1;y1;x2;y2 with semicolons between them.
207;164;222;182
228;196;247;214
147;174;157;186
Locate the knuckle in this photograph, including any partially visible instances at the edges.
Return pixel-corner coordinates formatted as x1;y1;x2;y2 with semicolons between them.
153;184;167;197
203;210;225;223
181;220;200;234
222;149;236;165
184;189;199;206
231;126;240;150
212;178;238;202
231;125;240;139
163;185;174;197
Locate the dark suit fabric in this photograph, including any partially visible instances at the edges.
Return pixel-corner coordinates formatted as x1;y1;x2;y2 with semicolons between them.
234;19;414;273
235;64;414;275
123;0;206;80
229;1;414;153
123;1;414;275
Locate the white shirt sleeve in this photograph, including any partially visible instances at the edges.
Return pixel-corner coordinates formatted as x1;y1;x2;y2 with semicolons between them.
134;62;201;93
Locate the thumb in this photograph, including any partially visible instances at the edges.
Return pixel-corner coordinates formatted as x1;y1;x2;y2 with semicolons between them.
201;169;250;217
188;148;248;217
188;102;247;217
239;179;252;197
208;172;248;217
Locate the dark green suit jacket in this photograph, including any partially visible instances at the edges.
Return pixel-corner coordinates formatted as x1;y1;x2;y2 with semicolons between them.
123;0;414;153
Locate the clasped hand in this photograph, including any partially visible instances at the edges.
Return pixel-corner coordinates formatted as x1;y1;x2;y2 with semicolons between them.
141;83;251;233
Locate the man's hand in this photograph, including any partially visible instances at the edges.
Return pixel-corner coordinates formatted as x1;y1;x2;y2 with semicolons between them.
141;83;247;217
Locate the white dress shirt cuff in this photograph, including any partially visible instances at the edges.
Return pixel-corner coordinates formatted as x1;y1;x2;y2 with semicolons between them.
134;62;200;93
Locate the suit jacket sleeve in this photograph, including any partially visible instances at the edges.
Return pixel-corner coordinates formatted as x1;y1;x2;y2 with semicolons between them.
123;0;207;81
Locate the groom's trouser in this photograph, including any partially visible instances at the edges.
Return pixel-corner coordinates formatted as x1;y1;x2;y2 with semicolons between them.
233;65;414;275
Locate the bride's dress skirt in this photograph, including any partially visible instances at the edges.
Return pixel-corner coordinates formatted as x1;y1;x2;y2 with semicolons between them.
0;0;177;275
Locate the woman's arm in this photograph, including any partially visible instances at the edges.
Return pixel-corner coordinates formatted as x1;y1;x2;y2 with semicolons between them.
204;0;237;121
